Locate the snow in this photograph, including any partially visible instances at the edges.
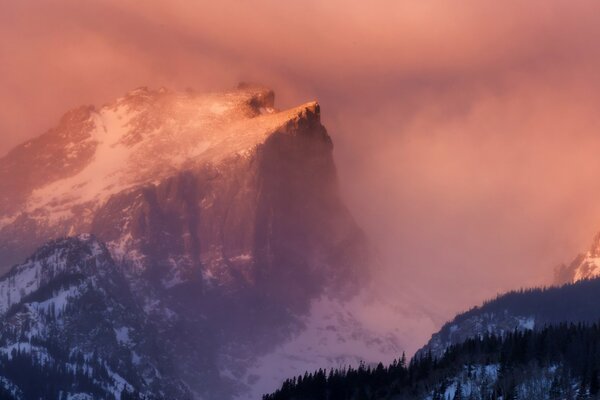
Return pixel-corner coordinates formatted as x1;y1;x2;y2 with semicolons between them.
423;311;540;359
209;102;231;115
232;293;435;400
0;260;43;314
114;327;132;346
423;364;501;400
26;103;139;223
103;364;134;398
0;377;22;399
131;351;141;365
573;252;600;281
108;232;146;272
568;234;600;282
0;342;52;365
229;253;253;263
425;362;565;400
66;394;94;400
0;235;105;315
34;284;83;315
87;237;106;257
161;257;188;289
19;88;320;232
517;316;535;330
0;214;17;230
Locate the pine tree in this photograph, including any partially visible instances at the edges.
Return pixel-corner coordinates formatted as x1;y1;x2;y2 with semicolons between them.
453;381;463;400
590;369;600;396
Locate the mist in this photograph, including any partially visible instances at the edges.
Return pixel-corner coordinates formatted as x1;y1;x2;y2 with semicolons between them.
3;0;600;345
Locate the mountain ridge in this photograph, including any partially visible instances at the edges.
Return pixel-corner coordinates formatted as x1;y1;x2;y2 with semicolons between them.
416;277;600;361
0;234;191;399
0;85;327;278
0;85;397;399
555;231;600;284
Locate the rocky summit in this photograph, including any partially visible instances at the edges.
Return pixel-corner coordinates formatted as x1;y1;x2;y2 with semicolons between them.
554;232;600;284
0;85;402;399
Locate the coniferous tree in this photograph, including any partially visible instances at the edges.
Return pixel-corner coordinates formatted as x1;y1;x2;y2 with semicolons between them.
451;380;462;400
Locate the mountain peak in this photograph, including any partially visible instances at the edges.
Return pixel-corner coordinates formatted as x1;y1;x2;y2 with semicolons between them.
589;231;600;258
554;230;600;284
0;86;326;238
0;84;373;399
571;232;600;281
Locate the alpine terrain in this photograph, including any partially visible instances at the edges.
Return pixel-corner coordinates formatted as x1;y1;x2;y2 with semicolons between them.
0;85;407;399
264;234;600;400
416;230;600;361
554;232;600;284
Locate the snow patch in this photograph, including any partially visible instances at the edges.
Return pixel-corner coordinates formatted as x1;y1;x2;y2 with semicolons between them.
114;327;132;346
517;316;535;330
0;260;43;314
18;88;320;236
33;284;83;315
574;252;600;281
232;293;435;400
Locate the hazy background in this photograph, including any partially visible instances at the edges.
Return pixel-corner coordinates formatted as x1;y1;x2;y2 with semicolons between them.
3;0;600;328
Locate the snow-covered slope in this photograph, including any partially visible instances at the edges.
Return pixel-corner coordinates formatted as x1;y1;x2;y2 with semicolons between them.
234;295;416;399
418;311;536;359
0;85;326;279
0;235;190;399
0;233;108;314
554;232;600;284
0;85;391;399
418;277;600;359
0;84;365;303
20;88;316;228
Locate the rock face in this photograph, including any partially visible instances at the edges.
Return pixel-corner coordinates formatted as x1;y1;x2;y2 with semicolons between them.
0;85;367;294
0;85;379;398
554;232;600;284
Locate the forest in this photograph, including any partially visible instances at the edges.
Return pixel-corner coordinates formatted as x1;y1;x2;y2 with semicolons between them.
264;323;600;400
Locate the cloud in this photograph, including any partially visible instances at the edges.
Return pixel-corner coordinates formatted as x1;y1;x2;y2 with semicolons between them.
3;0;600;337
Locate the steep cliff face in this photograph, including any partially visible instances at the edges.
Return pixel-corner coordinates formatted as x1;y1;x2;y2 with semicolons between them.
89;100;367;304
0;85;367;301
0;85;378;398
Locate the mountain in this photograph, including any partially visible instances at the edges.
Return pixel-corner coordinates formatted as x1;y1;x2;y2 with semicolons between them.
260;232;600;399
417;277;600;360
0;84;367;294
408;229;600;360
264;323;600;400
0;234;190;399
0;85;407;398
554;232;600;284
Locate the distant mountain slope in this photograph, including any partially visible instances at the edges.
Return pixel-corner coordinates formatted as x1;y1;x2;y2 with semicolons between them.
0;234;190;399
417;278;600;359
264;323;600;400
555;232;600;284
0;234;410;399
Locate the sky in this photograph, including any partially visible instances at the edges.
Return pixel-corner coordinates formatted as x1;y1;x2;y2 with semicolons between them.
3;0;600;330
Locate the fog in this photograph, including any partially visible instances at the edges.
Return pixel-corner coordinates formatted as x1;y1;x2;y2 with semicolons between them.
3;0;600;342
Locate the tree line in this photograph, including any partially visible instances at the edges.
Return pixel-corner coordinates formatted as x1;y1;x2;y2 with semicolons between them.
264;322;600;400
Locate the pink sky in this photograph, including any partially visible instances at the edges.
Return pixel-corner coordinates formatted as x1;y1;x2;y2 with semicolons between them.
3;0;600;324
